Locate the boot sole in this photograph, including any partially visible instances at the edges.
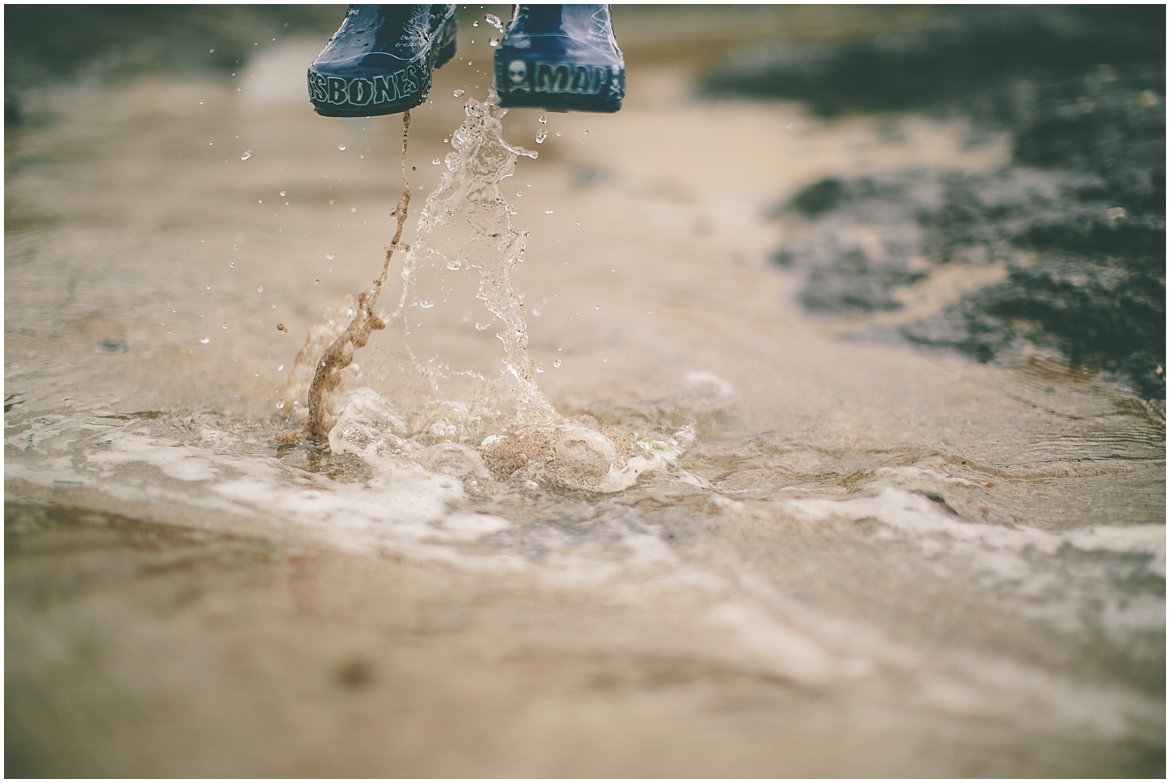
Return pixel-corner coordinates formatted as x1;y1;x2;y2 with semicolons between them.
309;14;457;118
495;50;624;113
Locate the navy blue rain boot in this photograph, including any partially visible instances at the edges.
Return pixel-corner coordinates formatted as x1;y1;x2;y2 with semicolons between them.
308;4;457;117
494;5;625;113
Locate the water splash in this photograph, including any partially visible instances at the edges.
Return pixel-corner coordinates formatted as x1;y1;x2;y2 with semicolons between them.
286;97;686;493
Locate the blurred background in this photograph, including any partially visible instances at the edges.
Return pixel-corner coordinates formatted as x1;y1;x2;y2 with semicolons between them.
6;4;1164;399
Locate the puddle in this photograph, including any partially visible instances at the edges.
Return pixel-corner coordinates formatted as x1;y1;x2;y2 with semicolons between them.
4;6;1164;778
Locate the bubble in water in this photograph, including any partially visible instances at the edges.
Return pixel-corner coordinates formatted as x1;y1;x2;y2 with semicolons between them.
338;144;347;151
432;157;441;166
453;89;465;98
446;259;463;271
553;359;562;368
240;150;253;161
256;286;264;293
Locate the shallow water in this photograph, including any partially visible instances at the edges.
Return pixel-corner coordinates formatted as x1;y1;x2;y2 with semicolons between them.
5;7;1165;777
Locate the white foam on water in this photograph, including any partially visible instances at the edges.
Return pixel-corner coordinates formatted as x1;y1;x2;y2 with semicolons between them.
786;485;1165;577
88;432;220;482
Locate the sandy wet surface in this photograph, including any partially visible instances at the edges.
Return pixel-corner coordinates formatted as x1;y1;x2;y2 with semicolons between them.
5;6;1165;777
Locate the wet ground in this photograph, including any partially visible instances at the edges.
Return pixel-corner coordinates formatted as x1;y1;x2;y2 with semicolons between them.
5;5;1166;777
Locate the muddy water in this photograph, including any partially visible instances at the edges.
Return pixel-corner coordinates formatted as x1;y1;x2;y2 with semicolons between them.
5;7;1165;777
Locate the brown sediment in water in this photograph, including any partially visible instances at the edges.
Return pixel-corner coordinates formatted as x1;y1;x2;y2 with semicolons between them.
301;113;413;446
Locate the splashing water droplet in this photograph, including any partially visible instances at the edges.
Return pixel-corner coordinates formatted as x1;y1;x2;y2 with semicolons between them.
484;13;503;32
489;36;499;48
453;89;465;98
537;114;548;125
536;129;548;144
240;150;253;160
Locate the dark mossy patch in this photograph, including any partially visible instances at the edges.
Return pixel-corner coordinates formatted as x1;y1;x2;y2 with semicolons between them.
708;6;1166;398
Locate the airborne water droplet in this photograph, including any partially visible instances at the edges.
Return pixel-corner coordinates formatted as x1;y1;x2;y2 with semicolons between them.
537;114;548;125
453;89;465;98
446;259;463;271
419;298;436;309
536;129;548;144
325;253;335;262
489;36;499;48
240;150;253;160
432;157;441;165
199;337;211;345
279;190;287;197
553;359;562;368
338;144;347;151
